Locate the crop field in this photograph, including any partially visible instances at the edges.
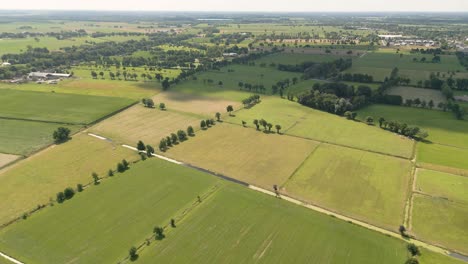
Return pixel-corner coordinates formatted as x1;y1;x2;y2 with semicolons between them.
386;86;446;106
344;66;391;82
0;134;139;225
415;169;468;204
0;153;20;168
152;91;241;116
166;123;318;189
229;97;414;158
254;52;350;65
0;119;81;155
357;104;468;149
411;195;468;255
0;158;220;264
137;183;409;264
417;143;468;175
90;104;200;146
172;64;302;101
283;143;412;229
0;89;134;124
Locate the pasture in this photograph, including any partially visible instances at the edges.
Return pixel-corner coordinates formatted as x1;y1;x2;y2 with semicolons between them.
254;52;350;65
357;104;468;149
411;195;468;255
417;143;468;175
386;86;446;106
415;169;468;204
0;134;139;225
283;143;412;229
0;158;220;264
230;98;415;158
138;183;409;264
0;89;134;124
90;104;201;146
0;119;81;155
166;123;318;189
0;153;20;169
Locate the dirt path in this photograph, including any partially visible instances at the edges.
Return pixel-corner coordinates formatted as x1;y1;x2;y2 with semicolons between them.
0;251;24;264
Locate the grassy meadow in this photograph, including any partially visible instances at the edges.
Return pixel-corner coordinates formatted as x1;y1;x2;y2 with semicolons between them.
166;123;318;189
0;134;139;225
0;119;81;155
386;86;446;106
283;143;412;229
230;97;414;158
0;158;220;264
417;143;468;175
0;89;134;124
90;104;201;146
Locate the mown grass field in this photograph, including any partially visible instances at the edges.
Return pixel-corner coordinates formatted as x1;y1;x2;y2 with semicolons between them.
412;195;468;255
90;104;200;146
137;183;410;264
283;143;412;229
357;104;468;149
254;52;350;65
0;153;20;169
416;169;468;204
0;134;139;225
166;123;318;189
0;158;220;264
0;89;134;124
0;119;81;155
417;143;468;175
231;98;413;158
172;64;302;100
386;86;446;106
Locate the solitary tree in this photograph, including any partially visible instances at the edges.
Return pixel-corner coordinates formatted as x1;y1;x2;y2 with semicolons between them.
226;105;234;116
129;246;138;261
137;141;146;151
215;112;221;121
275;124;282;134
53;127;71;143
170;219;176;228
154;226;165;240
159;103;166;110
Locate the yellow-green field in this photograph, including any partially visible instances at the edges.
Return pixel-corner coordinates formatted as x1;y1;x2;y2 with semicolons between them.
90;104;200;146
283;143;412;229
166;123;318;189
417;143;468;175
0;134;139;225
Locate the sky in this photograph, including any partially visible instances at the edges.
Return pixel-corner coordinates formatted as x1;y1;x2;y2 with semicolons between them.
1;0;468;12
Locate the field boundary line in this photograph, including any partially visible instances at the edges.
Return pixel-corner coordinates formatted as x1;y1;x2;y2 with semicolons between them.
0;116;84;125
280;142;322;188
0;251;24;264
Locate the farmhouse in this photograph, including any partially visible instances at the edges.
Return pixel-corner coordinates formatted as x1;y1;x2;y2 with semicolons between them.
28;72;71;80
1;62;11;67
223;52;238;57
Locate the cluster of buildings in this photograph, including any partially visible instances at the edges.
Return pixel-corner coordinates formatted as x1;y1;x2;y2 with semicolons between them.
379;35;437;47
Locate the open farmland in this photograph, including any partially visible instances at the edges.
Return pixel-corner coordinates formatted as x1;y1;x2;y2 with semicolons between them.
417;143;468;175
0;153;20;169
386;86;447;106
152;91;240;116
283;143;412;229
165;123;318;189
90;104;200;146
0;134;139;225
137;183;410;264
254;52;351;65
415;169;468;204
230;97;414;158
0;158;220;264
0;119;81;155
0;89;134;124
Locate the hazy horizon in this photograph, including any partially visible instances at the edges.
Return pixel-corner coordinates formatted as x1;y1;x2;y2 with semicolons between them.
1;0;467;12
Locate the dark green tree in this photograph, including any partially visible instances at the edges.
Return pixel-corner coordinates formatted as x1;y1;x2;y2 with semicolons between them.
137;140;146;151
92;172;99;185
215;112;221;121
53;127;71;143
146;145;155;156
56;192;65;203
226;105;234;116
64;187;75;200
187;126;195;136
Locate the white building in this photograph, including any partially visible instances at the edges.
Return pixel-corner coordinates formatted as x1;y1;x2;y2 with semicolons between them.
1;62;11;67
28;72;71;80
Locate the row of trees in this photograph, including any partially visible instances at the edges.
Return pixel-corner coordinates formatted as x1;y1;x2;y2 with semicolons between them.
141;98;166;110
252;119;282;134
276;58;353;80
159;129;191;151
377;118;429;140
241;95;261;107
337;73;374;83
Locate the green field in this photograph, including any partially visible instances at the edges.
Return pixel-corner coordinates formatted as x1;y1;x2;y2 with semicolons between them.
166;123;318;189
0;134;139;225
416;169;468;204
0;89;134;124
230;97;414;158
254;52;350;65
417;143;468;175
0;119;81;155
412;195;468;255
137;182;411;264
386;86;446;106
357;104;468;149
283;143;412;229
0;158;219;264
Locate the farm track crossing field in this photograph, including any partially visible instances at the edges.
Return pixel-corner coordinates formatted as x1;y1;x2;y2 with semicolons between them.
0;153;20;169
0;134;139;225
165;123;318;189
137;183;411;264
386;86;446;106
283;143;412;229
0;119;81;155
0;89;134;124
357;104;468;149
417;143;468;175
411;195;468;255
90;104;201;146
0;158;220;264
231;98;414;158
